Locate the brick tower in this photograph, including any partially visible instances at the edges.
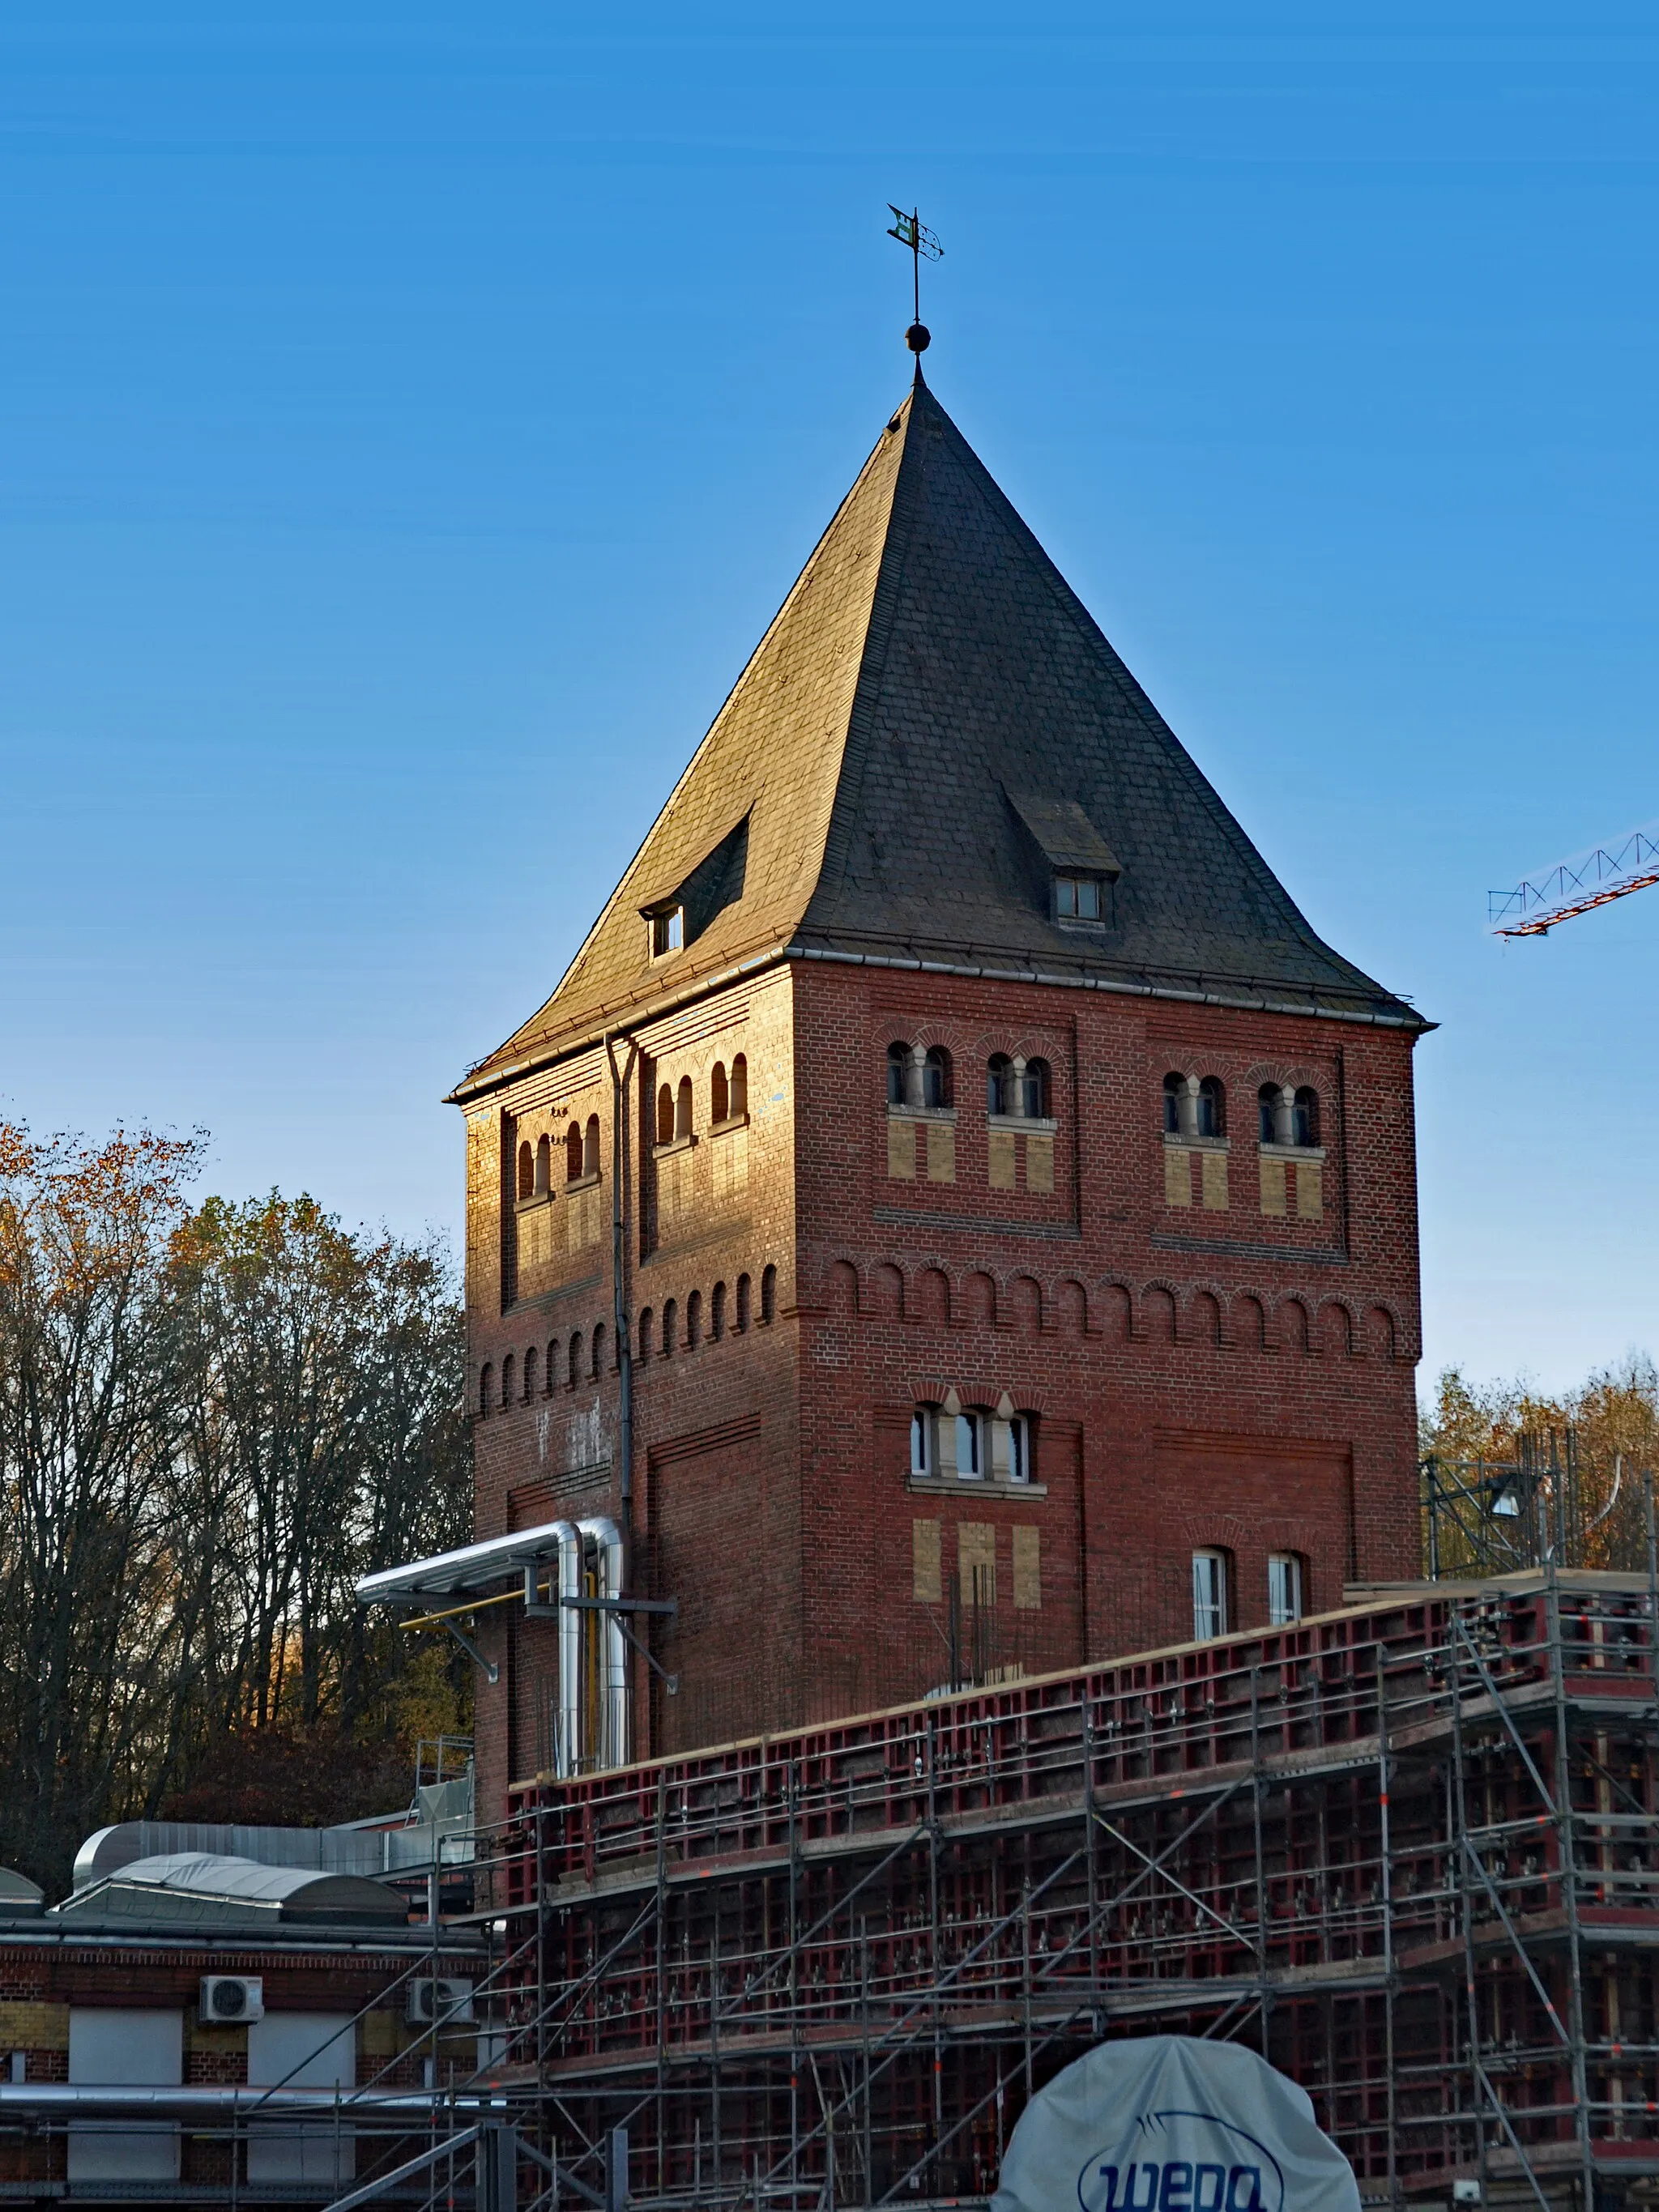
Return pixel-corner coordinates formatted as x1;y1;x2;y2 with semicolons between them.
446;371;1427;1814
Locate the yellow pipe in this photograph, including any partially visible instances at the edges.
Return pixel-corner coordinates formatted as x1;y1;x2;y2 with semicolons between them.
399;1587;526;1632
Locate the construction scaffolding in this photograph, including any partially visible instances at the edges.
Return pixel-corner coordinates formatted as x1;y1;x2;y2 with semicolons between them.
477;1530;1659;2212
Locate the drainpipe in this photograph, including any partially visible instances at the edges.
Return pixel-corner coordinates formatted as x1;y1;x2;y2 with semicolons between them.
605;1033;638;1532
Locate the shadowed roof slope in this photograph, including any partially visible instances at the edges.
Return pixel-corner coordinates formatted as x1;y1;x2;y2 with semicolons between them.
454;379;1417;1100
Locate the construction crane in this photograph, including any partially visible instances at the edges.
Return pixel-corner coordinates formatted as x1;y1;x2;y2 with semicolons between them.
1489;822;1659;937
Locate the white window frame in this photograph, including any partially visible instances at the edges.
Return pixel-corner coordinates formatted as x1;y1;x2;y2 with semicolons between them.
1268;1552;1303;1626
649;906;684;958
1191;1550;1229;1642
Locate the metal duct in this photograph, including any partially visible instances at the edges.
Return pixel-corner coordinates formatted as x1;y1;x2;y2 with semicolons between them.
578;1516;629;1769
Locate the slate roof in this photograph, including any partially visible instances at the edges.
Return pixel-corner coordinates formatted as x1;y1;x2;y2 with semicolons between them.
454;377;1418;1101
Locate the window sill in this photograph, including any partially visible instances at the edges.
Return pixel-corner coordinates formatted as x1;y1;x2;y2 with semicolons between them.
1162;1133;1230;1152
1258;1143;1326;1161
565;1170;603;1192
1052;917;1107;935
906;1475;1048;1499
514;1191;556;1213
987;1115;1058;1135
710;1113;749;1136
887;1105;957;1122
653;1136;695;1159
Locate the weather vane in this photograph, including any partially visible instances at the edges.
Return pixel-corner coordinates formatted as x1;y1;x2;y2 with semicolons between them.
887;205;942;361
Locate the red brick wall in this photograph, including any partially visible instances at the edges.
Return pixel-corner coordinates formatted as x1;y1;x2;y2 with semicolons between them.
463;955;1422;1818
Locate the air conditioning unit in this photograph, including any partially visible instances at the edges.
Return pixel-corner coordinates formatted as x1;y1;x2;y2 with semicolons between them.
199;1975;264;2024
407;1977;476;2026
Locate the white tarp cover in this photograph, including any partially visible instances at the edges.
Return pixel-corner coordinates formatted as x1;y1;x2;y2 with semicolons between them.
992;2037;1359;2212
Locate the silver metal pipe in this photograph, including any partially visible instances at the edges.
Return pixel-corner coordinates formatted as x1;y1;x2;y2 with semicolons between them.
0;2084;512;2115
578;1516;629;1767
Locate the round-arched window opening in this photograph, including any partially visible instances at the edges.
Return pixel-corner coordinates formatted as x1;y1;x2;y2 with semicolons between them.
987;1055;1013;1116
1197;1076;1225;1140
584;1114;600;1178
1162;1073;1184;1135
675;1076;693;1141
655;1085;674;1147
517;1143;535;1201
711;1062;729;1124
1292;1087;1320;1149
910;1406;936;1478
886;1042;911;1107
1021;1059;1051;1119
729;1054;748;1119
1258;1084;1280;1144
923;1046;951;1110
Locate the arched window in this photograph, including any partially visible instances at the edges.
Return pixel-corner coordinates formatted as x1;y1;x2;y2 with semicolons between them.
568;1333;582;1388
911;1406;936;1477
584;1113;600;1177
761;1264;777;1323
887;1042;911;1107
1292;1087;1320;1149
923;1046;951;1110
479;1364;493;1417
1258;1084;1280;1144
1008;1413;1033;1485
522;1346;539;1400
591;1323;606;1379
729;1054;748;1118
1192;1550;1230;1641
656;1085;675;1146
686;1291;702;1349
566;1122;585;1181
736;1272;752;1332
1021;1059;1051;1119
517;1143;534;1201
501;1353;515;1407
953;1409;983;1479
1163;1073;1183;1135
1197;1076;1225;1140
661;1300;676;1357
987;1055;1013;1115
711;1281;727;1340
534;1135;550;1194
676;1076;693;1141
711;1062;729;1124
544;1340;558;1393
637;1310;651;1364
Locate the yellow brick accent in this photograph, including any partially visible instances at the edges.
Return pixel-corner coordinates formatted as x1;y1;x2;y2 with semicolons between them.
0;2001;69;2048
1164;1147;1192;1208
958;1521;996;1606
987;1127;1016;1190
1025;1132;1055;1193
926;1120;956;1184
1012;1525;1041;1611
360;2010;407;2061
911;1519;942;1603
887;1118;916;1180
1201;1150;1228;1211
1295;1160;1323;1220
1260;1155;1287;1217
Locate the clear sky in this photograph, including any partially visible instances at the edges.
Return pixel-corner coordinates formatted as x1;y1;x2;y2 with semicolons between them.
4;2;1657;1397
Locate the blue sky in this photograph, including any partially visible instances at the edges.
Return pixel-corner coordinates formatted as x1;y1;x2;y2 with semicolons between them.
3;3;1657;1394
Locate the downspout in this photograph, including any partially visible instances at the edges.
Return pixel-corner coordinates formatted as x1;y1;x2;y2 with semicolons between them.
605;1031;638;1535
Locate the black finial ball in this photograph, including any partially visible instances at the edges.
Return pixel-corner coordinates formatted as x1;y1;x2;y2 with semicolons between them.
905;322;931;355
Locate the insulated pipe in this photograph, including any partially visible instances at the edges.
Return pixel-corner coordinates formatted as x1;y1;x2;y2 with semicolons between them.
0;2084;501;2115
578;1515;628;1768
525;1520;582;1778
557;1522;582;1777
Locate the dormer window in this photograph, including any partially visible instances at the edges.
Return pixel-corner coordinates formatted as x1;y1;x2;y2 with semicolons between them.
648;906;684;958
1054;874;1102;922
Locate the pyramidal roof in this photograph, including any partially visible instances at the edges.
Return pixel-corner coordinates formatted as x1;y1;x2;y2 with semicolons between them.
454;376;1418;1101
